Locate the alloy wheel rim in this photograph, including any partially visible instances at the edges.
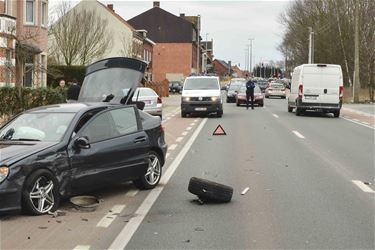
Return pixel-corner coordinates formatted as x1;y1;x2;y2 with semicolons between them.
145;154;161;185
29;176;55;213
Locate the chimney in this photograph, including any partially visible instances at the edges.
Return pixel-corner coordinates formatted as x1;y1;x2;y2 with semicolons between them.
107;4;114;12
180;13;185;17
153;1;160;8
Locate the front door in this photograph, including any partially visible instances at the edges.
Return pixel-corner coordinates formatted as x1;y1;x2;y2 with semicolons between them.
68;107;149;191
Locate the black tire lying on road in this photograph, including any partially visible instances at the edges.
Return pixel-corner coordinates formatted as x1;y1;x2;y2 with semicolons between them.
188;177;233;203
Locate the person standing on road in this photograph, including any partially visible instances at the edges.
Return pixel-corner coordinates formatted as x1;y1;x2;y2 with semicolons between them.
67;78;81;103
246;78;255;110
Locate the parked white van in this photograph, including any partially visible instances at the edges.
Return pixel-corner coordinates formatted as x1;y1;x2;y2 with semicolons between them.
181;76;223;117
287;64;344;117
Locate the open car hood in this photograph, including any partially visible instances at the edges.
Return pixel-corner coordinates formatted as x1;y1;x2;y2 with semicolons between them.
78;57;147;104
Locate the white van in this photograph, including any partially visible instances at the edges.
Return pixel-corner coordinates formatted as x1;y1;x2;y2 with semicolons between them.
181;76;223;117
287;64;344;117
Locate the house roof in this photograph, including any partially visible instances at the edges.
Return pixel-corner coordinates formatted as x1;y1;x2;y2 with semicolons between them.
128;7;195;43
96;1;136;32
215;59;230;69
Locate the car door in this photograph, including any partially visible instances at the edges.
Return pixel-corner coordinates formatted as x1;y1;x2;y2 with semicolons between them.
68;106;149;191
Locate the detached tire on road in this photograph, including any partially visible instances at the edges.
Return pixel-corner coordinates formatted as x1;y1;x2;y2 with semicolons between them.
188;177;233;203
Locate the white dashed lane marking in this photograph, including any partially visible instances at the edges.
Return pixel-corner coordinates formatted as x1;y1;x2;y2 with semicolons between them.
176;137;183;142
169;144;177;150
96;205;126;228
182;131;188;136
186;127;192;131
166;153;170;159
292;130;305;139
352;180;375;193
73;245;90;250
125;190;139;197
190;122;196;126
272;114;279;118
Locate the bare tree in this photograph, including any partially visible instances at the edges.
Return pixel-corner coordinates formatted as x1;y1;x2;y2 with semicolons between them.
49;1;112;66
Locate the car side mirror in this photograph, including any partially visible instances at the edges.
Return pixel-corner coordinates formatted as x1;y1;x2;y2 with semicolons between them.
75;137;90;149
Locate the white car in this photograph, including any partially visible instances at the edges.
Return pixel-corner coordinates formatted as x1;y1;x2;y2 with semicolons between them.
133;87;162;118
287;64;343;117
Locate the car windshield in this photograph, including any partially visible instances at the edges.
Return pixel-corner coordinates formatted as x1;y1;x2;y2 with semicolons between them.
271;83;284;89
79;68;144;103
184;78;219;90
229;82;245;91
0;112;75;142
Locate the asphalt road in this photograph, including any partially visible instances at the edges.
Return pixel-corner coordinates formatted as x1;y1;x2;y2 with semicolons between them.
1;94;374;249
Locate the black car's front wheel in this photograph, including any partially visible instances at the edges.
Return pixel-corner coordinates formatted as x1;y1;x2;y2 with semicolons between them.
22;169;60;215
134;151;162;190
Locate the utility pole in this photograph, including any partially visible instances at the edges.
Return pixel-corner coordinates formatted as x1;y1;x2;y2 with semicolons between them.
308;27;314;64
249;38;254;76
197;15;201;73
353;0;360;103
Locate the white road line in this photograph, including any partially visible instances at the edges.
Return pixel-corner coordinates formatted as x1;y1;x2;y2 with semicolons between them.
125;190;139;197
190;122;196;126
292;130;305;139
96;205;126;228
272;114;279;118
108;118;208;250
352;180;375;193
166;153;170;159
241;187;250;195
169;144;177;150
186;126;192;130
362;122;370;125
73;245;90;250
176;137;183;142
341;117;375;130
194;119;199;122
182;131;188;136
353;119;360;122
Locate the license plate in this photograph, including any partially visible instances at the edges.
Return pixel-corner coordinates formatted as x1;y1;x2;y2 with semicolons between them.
305;96;317;100
143;100;152;104
195;107;207;111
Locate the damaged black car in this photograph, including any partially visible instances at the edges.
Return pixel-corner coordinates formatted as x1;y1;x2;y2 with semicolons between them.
0;57;167;215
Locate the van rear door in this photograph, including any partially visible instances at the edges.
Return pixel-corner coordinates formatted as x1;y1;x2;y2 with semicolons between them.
302;65;342;104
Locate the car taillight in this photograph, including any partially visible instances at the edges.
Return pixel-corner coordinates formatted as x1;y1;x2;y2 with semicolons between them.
339;86;344;98
157;97;162;104
298;84;303;98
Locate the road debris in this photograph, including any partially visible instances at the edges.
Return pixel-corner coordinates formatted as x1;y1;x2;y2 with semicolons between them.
48;210;66;218
194;227;204;232
38;226;48;230
364;182;372;185
241;187;250;195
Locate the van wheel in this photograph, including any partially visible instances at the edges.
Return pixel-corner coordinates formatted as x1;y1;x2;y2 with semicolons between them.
236;101;240;106
288;105;293;112
181;111;187;118
333;110;340;118
188;177;233;203
216;110;223;118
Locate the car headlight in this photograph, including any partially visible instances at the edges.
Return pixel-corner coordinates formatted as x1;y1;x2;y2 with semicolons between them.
183;97;190;101
0;166;9;183
211;96;220;101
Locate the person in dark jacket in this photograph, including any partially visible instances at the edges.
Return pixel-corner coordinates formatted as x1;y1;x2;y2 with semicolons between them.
67;78;81;102
246;78;256;110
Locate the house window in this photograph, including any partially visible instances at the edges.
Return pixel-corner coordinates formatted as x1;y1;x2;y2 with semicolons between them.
5;0;12;16
25;0;35;24
41;1;47;27
5;50;12;86
24;54;34;87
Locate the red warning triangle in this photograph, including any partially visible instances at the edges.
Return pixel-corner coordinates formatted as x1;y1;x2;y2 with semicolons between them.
213;125;227;135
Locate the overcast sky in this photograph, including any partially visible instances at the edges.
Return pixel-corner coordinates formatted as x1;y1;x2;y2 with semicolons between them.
50;0;291;69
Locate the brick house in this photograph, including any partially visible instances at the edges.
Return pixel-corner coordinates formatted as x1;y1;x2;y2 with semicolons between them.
213;59;231;79
0;0;48;87
128;1;201;83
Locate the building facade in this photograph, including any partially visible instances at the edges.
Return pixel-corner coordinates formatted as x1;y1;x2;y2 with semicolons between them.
0;0;48;87
128;1;201;83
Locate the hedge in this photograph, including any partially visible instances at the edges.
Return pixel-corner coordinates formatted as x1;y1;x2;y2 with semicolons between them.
0;87;67;120
47;65;86;88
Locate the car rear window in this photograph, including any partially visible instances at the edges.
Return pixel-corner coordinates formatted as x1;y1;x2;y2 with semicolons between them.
271;83;284;89
184;78;219;90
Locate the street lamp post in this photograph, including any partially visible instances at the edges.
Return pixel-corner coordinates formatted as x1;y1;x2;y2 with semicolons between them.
248;38;254;76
